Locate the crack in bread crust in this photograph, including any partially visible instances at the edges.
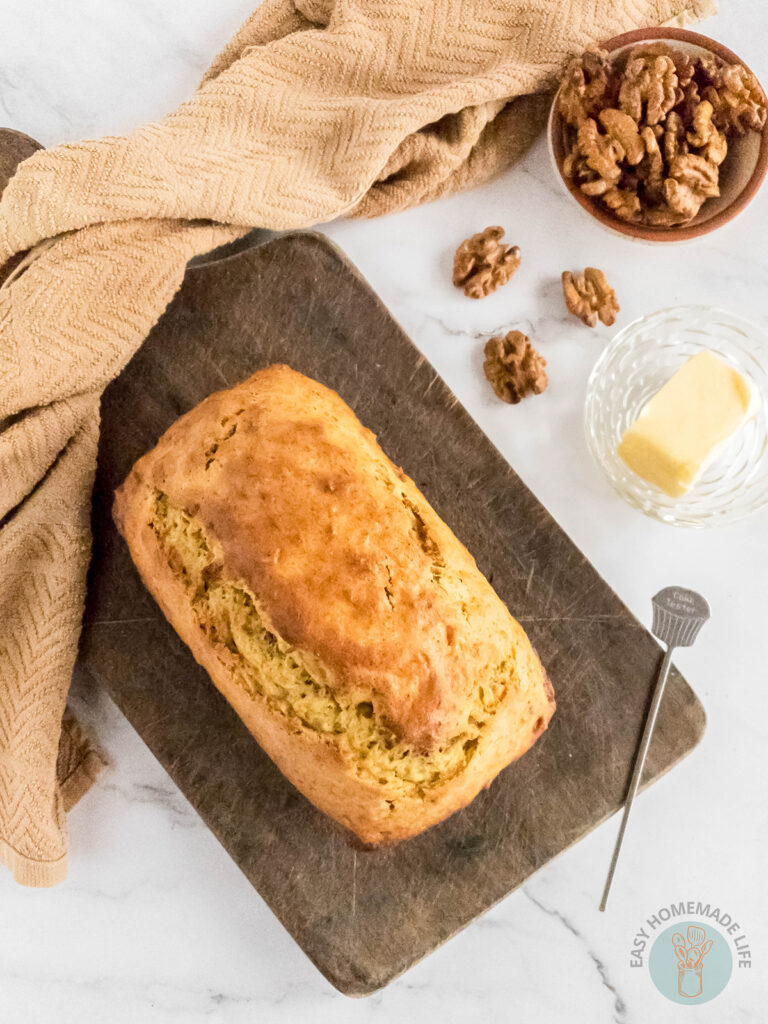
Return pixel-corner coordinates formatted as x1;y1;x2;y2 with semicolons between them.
150;490;514;796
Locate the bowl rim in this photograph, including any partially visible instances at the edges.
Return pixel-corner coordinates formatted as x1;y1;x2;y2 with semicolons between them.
550;26;768;242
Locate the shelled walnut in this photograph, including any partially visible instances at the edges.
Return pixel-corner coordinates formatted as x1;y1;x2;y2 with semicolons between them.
705;63;767;135
483;331;548;404
557;46;767;227
453;226;521;298
562;268;619;327
619;53;678;126
558;49;615;125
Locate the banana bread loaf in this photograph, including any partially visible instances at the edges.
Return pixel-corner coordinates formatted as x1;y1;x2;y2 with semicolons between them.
113;365;554;845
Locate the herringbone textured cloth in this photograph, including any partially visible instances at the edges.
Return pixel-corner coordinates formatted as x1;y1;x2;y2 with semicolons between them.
0;0;713;887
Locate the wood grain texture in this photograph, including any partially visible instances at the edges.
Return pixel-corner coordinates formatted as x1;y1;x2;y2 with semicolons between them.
79;232;705;995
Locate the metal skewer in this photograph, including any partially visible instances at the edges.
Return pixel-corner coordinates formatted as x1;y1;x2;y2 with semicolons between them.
599;586;710;912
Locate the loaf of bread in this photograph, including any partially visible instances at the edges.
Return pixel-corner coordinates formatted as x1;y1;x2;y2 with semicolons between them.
114;365;554;845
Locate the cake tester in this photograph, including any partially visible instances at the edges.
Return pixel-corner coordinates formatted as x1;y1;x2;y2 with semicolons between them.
599;587;709;911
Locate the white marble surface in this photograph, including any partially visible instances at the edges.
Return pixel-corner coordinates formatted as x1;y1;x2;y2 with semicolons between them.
1;2;767;1021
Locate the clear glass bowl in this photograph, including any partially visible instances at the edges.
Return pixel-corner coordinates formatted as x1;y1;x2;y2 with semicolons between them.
584;306;768;527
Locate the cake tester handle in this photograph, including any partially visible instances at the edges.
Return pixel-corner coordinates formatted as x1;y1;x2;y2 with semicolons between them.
599;587;710;911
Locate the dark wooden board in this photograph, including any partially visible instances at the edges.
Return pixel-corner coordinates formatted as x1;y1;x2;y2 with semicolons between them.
79;231;705;996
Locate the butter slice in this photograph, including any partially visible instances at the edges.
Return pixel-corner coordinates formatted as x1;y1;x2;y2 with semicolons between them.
617;350;758;498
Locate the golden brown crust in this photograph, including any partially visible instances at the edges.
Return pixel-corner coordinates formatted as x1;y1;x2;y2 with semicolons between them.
114;366;554;844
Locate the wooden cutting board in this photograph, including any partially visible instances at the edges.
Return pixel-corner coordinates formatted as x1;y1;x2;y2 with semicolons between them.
78;230;705;996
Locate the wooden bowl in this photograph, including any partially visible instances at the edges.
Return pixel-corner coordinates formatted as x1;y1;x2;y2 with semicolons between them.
548;28;768;242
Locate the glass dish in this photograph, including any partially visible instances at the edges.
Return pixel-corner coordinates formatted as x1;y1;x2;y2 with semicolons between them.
584;306;768;528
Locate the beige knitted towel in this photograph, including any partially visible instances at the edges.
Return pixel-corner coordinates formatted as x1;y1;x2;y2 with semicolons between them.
0;0;713;887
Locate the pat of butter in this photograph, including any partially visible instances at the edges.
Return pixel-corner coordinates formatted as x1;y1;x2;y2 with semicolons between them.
617;350;758;498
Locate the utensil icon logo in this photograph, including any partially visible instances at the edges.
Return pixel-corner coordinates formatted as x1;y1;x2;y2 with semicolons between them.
648;920;732;1004
672;925;714;998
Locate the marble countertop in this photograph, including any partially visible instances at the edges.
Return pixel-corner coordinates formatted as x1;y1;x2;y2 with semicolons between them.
2;2;767;1021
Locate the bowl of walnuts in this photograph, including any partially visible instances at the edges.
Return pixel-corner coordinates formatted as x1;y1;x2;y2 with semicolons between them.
549;28;768;241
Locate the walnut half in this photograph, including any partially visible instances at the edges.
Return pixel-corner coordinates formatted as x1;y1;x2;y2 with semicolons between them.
483;331;548;404
562;267;619;327
453;226;521;299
